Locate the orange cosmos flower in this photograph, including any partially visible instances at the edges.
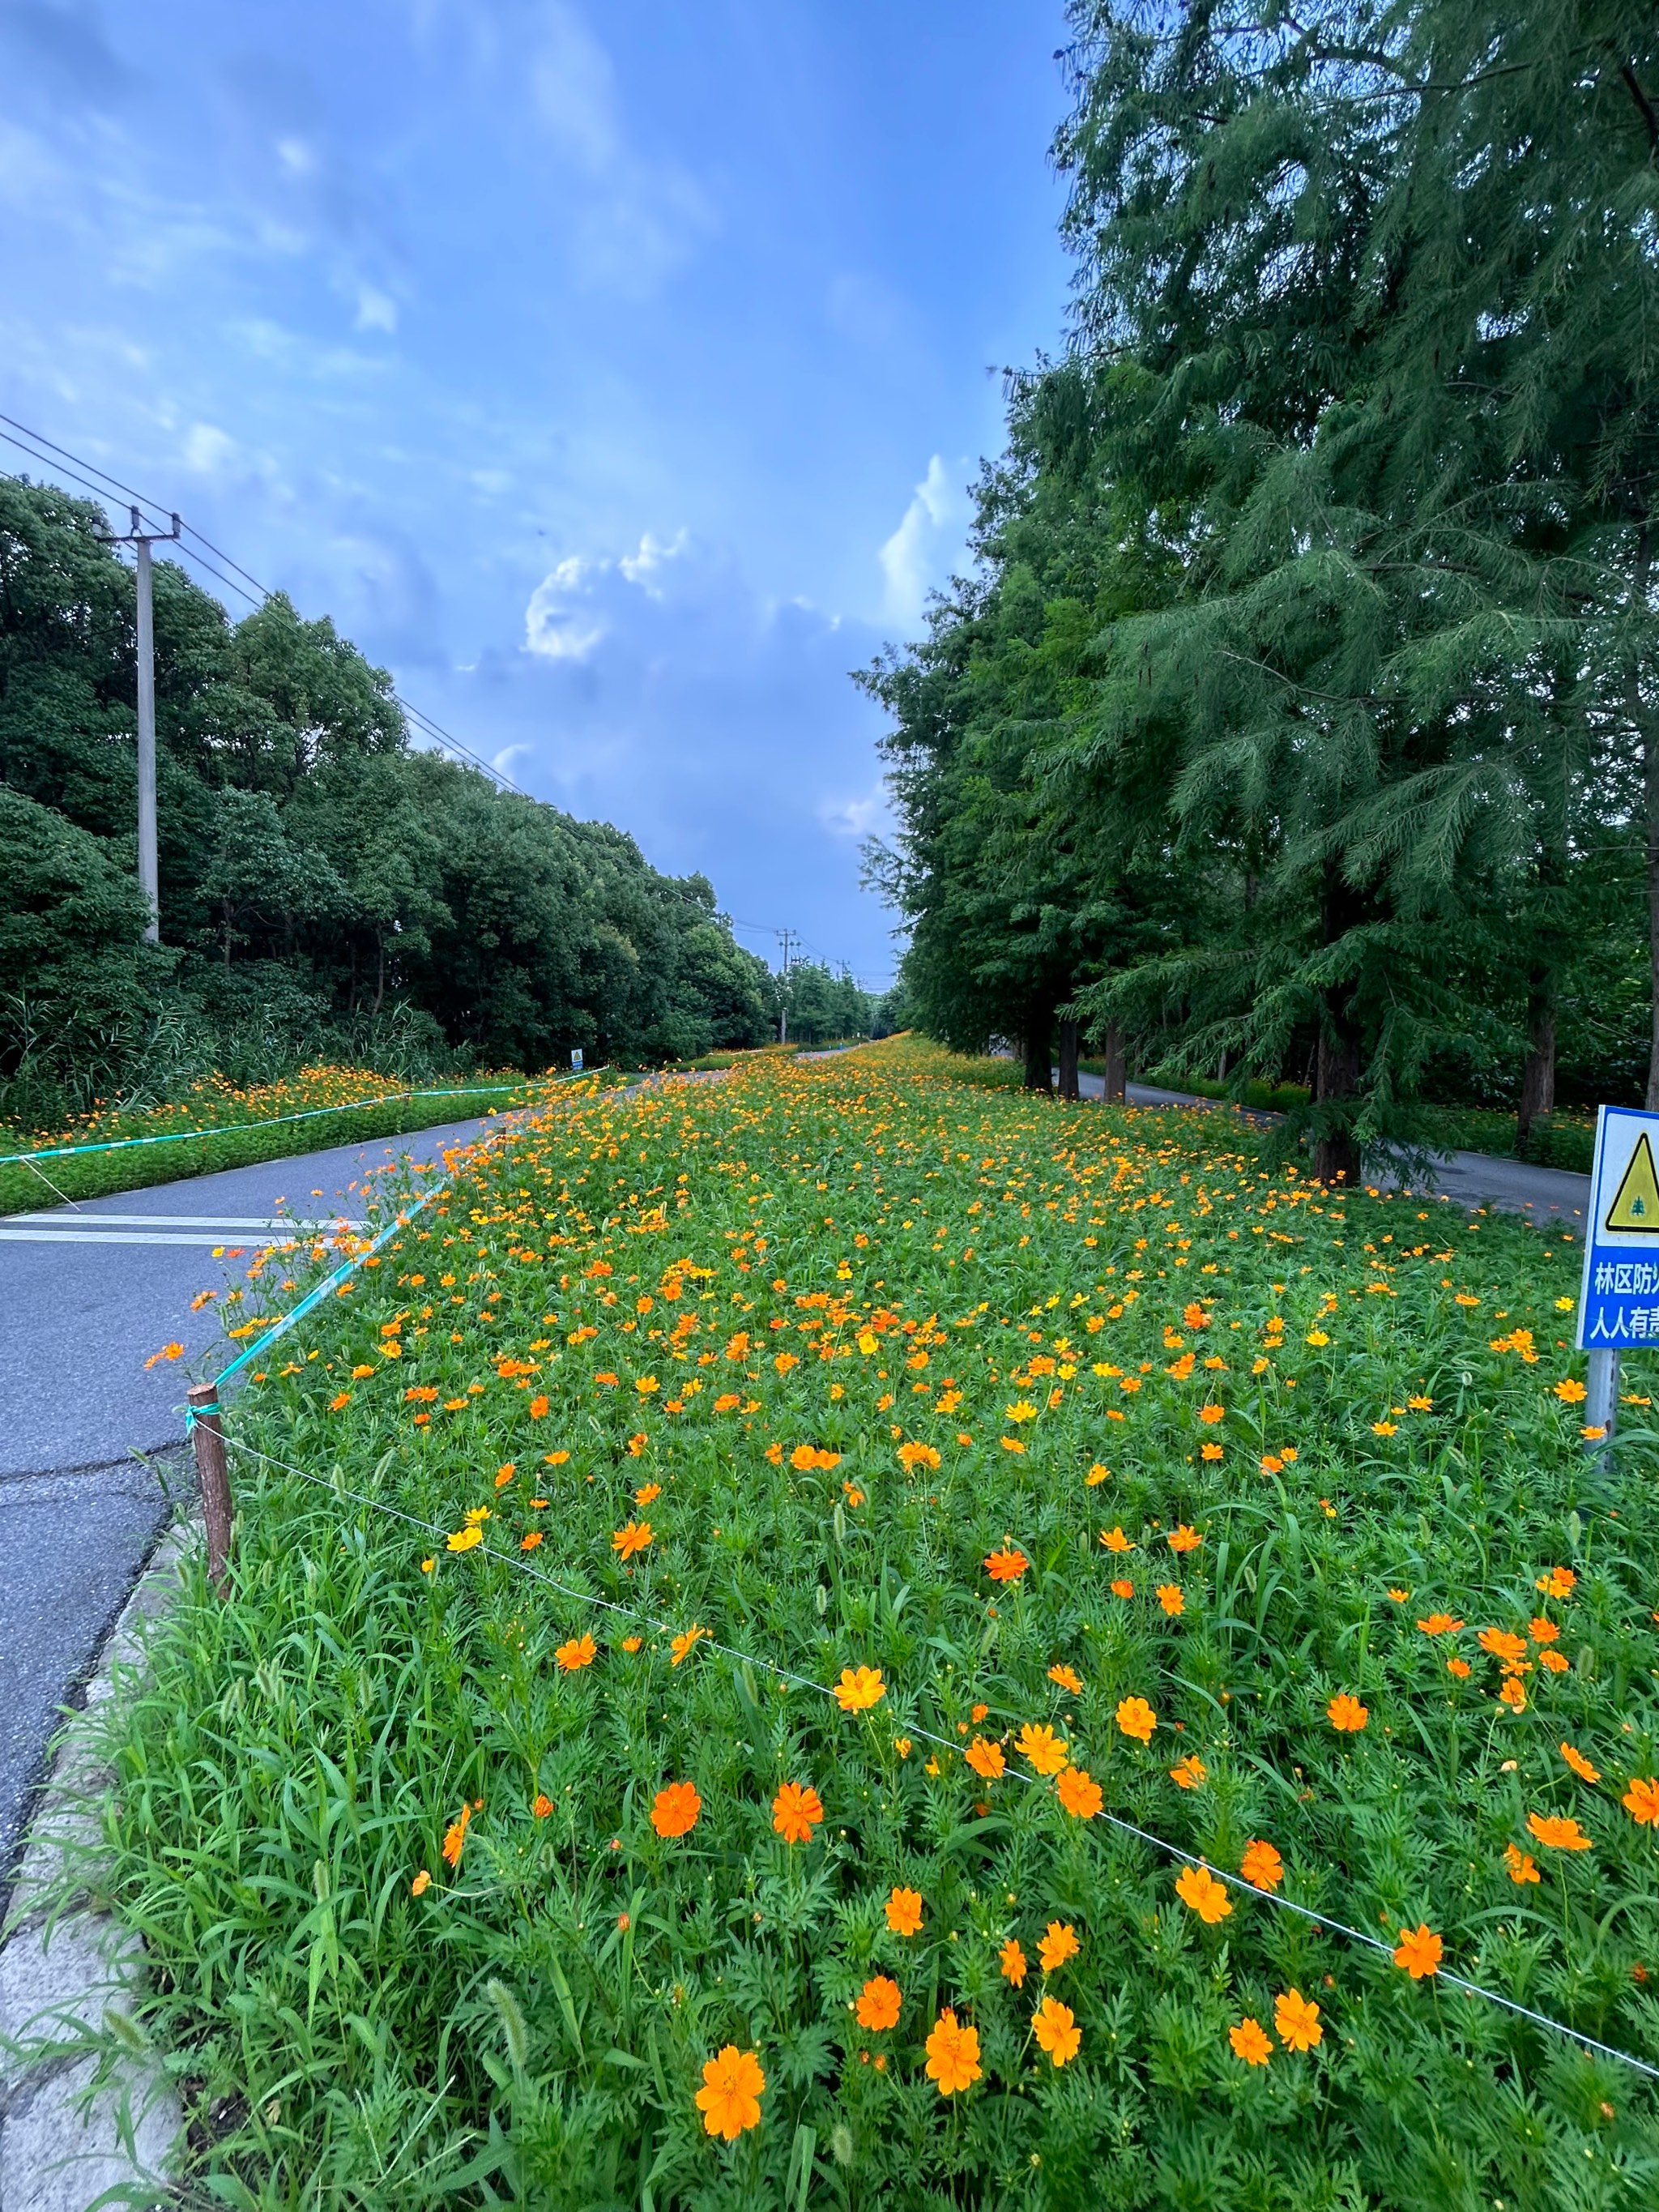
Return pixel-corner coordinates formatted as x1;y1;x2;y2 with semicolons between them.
1274;1988;1322;2052
636;1481;662;1505
328;1391;352;1411
1115;1696;1157;1744
1393;1924;1444;1978
144;1343;185;1369
1505;1843;1541;1884
1056;1766;1102;1818
1554;1377;1588;1403
898;1440;941;1471
612;1520;654;1559
1085;1463;1111;1486
441;1804;471;1867
1017;1723;1068;1775
924;2009;981;2096
1240;1838;1283;1891
1170;1754;1207;1790
1197;1403;1224;1425
1328;1693;1369;1732
855;1975;902;2031
1447;1656;1472;1677
1000;1437;1026;1454
1201;1441;1225;1461
985;1548;1029;1582
885;1886;923;1936
1167;1525;1202;1553
528;1394;549;1418
1478;1627;1528;1666
519;1532;544;1552
695;2046;765;2138
1535;1565;1577;1599
1498;1676;1528;1713
1559;1741;1601;1784
1047;1663;1084;1693
1526;1811;1592;1851
1183;1303;1209;1329
1537;1646;1570;1673
532;1793;552;1819
1175;1865;1232;1924
1111;1577;1135;1599
1230;2017;1273;2065
713;1393;741;1413
1000;1937;1028;1985
650;1781;702;1838
1416;1613;1464;1635
834;1665;885;1711
1038;1920;1080;1972
555;1634;597;1672
1100;1526;1135;1552
670;1625;710;1667
1529;1616;1559;1642
965;1736;1005;1780
1032;1995;1081;2066
1156;1584;1185;1617
410;1868;431;1895
771;1781;824;1844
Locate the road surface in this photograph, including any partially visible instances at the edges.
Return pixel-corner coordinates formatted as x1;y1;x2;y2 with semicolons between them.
0;1111;501;1885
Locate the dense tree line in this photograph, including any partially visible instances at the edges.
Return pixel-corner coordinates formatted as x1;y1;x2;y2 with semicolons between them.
0;478;878;1121
865;0;1659;1181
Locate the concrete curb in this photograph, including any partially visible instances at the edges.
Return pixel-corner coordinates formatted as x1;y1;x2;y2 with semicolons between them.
0;1522;191;2210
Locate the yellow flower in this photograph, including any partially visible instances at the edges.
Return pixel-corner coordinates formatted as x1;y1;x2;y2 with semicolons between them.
1031;1995;1080;2066
834;1665;885;1711
446;1526;483;1552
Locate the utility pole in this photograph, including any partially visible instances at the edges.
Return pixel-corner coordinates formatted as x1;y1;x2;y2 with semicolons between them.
100;504;181;943
777;928;794;1045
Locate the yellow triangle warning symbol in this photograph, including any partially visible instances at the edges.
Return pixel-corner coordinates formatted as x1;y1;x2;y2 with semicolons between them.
1606;1131;1659;1232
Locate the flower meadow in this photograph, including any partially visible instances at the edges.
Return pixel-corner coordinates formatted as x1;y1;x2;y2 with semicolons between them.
97;1040;1659;2209
0;1064;547;1215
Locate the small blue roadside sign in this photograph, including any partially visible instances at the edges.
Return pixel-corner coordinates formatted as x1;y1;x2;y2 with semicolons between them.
1577;1104;1659;1348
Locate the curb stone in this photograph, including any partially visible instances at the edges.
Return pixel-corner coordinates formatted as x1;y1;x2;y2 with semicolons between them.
0;1520;191;2210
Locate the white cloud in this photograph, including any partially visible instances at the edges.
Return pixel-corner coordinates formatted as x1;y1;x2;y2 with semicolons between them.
524;530;695;659
820;786;889;840
181;421;237;474
878;454;968;629
531;3;620;176
618;527;687;594
492;742;533;775
354;285;398;333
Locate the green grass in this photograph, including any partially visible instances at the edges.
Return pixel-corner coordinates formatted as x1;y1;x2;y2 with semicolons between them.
63;1040;1659;2209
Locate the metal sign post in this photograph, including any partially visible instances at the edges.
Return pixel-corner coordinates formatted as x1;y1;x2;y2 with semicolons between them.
1574;1104;1659;1450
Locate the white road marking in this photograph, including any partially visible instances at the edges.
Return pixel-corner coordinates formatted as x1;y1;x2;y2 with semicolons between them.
6;1213;365;1230
0;1222;368;1248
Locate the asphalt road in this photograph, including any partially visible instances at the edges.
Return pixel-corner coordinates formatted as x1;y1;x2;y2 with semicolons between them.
1096;1075;1592;1227
0;1110;501;1879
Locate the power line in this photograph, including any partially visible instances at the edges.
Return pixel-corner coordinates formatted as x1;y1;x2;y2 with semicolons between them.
0;411;536;801
0;411;898;975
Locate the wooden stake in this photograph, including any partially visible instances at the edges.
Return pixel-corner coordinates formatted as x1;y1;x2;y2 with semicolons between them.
187;1381;233;1594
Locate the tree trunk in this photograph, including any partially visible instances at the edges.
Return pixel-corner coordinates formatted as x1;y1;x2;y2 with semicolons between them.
1314;1027;1363;1185
1023;1010;1052;1092
372;933;386;1018
1312;860;1364;1186
1516;971;1556;1147
1058;1018;1080;1100
1099;1021;1127;1104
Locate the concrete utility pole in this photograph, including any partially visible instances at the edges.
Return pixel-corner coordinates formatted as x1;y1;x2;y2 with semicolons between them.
100;504;181;944
778;928;795;1045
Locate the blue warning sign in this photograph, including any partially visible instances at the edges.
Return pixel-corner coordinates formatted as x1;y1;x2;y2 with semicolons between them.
1577;1105;1659;1348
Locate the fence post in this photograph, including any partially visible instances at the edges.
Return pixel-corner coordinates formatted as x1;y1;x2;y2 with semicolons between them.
1584;1347;1620;1457
187;1381;234;1595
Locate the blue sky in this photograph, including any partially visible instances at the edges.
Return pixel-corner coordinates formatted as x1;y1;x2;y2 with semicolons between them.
0;0;1073;989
